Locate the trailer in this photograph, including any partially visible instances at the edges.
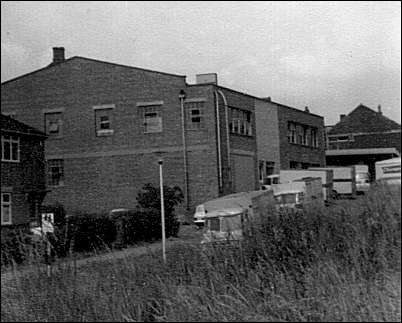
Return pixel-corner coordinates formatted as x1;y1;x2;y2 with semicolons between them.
309;166;356;198
194;189;275;227
279;169;334;202
375;157;401;186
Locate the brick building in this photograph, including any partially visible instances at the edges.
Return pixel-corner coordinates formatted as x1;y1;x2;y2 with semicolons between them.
326;104;401;179
255;97;326;183
1;114;48;228
1;48;259;216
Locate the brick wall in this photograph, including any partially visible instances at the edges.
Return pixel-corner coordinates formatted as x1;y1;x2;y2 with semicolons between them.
276;103;326;169
1;135;46;226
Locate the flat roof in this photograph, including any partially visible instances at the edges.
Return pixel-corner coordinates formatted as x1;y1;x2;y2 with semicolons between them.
326;148;400;156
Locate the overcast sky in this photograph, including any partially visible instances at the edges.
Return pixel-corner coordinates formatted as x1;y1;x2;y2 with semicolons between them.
1;1;401;125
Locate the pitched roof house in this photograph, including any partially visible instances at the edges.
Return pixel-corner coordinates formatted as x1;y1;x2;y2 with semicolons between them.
1;114;48;227
326;104;401;179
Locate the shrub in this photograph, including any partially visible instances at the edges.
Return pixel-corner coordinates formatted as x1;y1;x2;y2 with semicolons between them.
66;213;117;252
136;183;182;237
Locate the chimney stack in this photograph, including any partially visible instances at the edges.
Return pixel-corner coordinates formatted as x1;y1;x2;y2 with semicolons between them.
340;114;346;121
304;106;310;113
196;73;217;85
377;104;382;115
52;47;65;65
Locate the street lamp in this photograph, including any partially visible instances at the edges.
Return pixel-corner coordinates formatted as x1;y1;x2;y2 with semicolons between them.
179;90;189;210
158;158;166;264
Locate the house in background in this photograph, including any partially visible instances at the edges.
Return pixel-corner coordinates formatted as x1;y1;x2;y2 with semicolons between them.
326;104;401;179
1;114;48;228
255;98;326;184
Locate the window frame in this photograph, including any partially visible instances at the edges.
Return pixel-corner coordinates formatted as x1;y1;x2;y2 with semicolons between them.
94;107;114;137
1;135;20;162
1;193;12;225
143;105;163;133
44;112;63;139
229;107;252;136
47;159;65;187
186;102;205;130
288;122;297;144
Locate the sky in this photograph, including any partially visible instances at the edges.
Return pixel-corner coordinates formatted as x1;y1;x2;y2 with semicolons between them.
1;1;401;125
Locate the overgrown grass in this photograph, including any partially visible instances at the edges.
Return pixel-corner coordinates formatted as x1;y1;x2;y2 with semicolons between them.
1;184;401;322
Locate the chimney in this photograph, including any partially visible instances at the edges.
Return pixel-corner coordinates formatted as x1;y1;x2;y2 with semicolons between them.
52;47;65;64
196;73;217;85
304;106;310;113
340;114;346;121
377;104;382;115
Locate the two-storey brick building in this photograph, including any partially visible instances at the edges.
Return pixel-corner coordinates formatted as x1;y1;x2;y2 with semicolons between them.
255;97;326;183
1;49;259;216
1;114;48;228
326;104;401;179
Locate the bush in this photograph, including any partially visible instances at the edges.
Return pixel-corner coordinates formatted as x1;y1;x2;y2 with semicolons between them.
136;183;182;238
66;213;117;253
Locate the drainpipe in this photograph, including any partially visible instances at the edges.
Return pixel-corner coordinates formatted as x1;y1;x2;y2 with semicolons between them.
214;91;223;194
179;90;189;210
217;89;231;192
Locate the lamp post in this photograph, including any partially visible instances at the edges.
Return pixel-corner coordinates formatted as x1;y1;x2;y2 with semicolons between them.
179;89;189;210
158;159;166;264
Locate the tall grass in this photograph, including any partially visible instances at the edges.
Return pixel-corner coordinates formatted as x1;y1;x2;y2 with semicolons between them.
1;184;401;322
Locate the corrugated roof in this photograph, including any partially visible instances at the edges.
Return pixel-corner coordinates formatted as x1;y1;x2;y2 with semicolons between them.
328;104;401;135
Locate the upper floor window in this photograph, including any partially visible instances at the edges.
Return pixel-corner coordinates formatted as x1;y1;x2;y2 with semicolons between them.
94;106;114;136
47;159;64;187
186;102;204;130
287;122;297;144
301;127;309;146
45;112;63;138
1;193;12;225
311;128;319;148
229;107;252;136
1;135;19;162
143;105;162;133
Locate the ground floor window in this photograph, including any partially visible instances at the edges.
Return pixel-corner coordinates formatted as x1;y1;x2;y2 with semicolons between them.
47;159;65;186
1;193;12;225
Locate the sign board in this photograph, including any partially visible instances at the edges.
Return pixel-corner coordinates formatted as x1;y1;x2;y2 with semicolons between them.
41;212;54;233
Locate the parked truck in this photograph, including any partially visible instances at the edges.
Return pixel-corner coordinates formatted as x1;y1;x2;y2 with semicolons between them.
309;166;356;198
375;157;401;186
354;164;371;194
278;169;334;202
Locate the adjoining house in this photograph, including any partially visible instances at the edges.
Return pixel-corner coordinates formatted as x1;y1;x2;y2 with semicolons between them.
326;104;401;180
1;47;326;217
255;97;325;184
1;114;48;228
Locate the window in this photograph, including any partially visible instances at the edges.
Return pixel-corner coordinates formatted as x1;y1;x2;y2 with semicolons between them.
143;106;162;133
186;102;204;129
259;160;265;181
1;193;12;225
311;128;318;147
265;161;275;176
47;159;64;187
95;108;114;136
328;134;353;143
45;112;63;138
301;127;308;146
288;122;297;144
1;135;19;162
229;108;252;136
